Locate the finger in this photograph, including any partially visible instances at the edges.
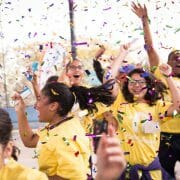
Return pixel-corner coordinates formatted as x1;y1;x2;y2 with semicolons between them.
131;2;137;9
107;156;127;169
131;9;137;15
11;92;20;100
96;133;107;154
106;146;123;156
106;137;121;148
144;4;147;12
108;124;116;137
138;3;143;9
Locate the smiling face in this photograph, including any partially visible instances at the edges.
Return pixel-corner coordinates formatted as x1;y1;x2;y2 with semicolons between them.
168;50;180;77
66;60;84;86
128;73;147;101
36;92;56;123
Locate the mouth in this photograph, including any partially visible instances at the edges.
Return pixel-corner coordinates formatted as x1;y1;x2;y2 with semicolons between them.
132;90;141;94
132;88;146;94
73;75;80;79
175;56;180;61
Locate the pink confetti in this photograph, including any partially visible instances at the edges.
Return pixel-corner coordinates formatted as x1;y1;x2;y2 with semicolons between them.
103;7;111;11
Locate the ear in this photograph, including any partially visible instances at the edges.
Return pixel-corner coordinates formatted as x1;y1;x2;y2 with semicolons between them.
3;141;13;159
49;102;60;112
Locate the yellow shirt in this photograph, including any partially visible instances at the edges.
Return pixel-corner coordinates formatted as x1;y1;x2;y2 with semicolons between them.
0;158;47;180
112;92;171;179
37;117;90;179
81;103;111;134
154;67;180;133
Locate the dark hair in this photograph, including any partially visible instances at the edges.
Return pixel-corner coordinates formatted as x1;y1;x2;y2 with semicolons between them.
0;108;13;146
122;68;167;106
41;80;115;116
0;108;19;161
168;50;180;62
46;75;58;84
93;59;104;83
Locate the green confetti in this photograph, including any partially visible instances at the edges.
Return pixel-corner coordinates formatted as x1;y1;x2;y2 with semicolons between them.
173;113;180;118
117;113;123;123
32;150;39;159
174;28;180;33
40;61;45;66
116;40;121;44
141;119;147;123
150;66;157;73
54;65;57;71
166;25;173;28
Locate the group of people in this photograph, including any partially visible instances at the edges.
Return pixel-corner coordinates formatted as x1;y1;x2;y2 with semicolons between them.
0;2;179;180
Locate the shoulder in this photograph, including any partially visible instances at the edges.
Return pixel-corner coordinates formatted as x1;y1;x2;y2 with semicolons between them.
0;159;48;180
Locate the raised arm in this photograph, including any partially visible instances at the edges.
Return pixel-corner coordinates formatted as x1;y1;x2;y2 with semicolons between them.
93;45;106;83
159;63;180;115
131;2;160;68
103;44;129;97
31;73;40;100
13;94;39;148
94;44;106;60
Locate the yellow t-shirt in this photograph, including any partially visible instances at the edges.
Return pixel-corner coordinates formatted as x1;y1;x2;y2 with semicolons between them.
154;67;180;133
81;102;111;134
37;117;90;180
0;158;47;180
112;92;171;179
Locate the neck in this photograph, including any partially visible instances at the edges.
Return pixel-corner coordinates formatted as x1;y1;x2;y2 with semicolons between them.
49;115;66;126
134;96;147;103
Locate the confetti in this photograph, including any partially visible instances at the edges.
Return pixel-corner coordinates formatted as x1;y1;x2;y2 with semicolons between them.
72;42;88;46
73;135;77;141
74;151;79;157
51;89;59;96
103;7;111;11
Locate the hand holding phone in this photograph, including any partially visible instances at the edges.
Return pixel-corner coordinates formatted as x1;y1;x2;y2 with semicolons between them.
93;119;108;153
13;86;31;105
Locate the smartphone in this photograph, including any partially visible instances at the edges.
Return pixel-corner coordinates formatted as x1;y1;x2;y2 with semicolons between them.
14;86;31;105
20;86;31;99
93;119;108;153
85;69;91;76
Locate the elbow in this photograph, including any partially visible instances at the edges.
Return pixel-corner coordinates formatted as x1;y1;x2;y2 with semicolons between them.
23;140;36;148
21;135;38;148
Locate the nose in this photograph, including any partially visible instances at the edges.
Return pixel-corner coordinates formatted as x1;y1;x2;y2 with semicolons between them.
134;82;140;86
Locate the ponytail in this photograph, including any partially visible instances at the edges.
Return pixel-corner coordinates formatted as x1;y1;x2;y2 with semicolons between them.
70;79;115;114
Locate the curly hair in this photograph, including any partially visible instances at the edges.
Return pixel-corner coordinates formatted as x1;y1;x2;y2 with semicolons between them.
122;68;167;106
